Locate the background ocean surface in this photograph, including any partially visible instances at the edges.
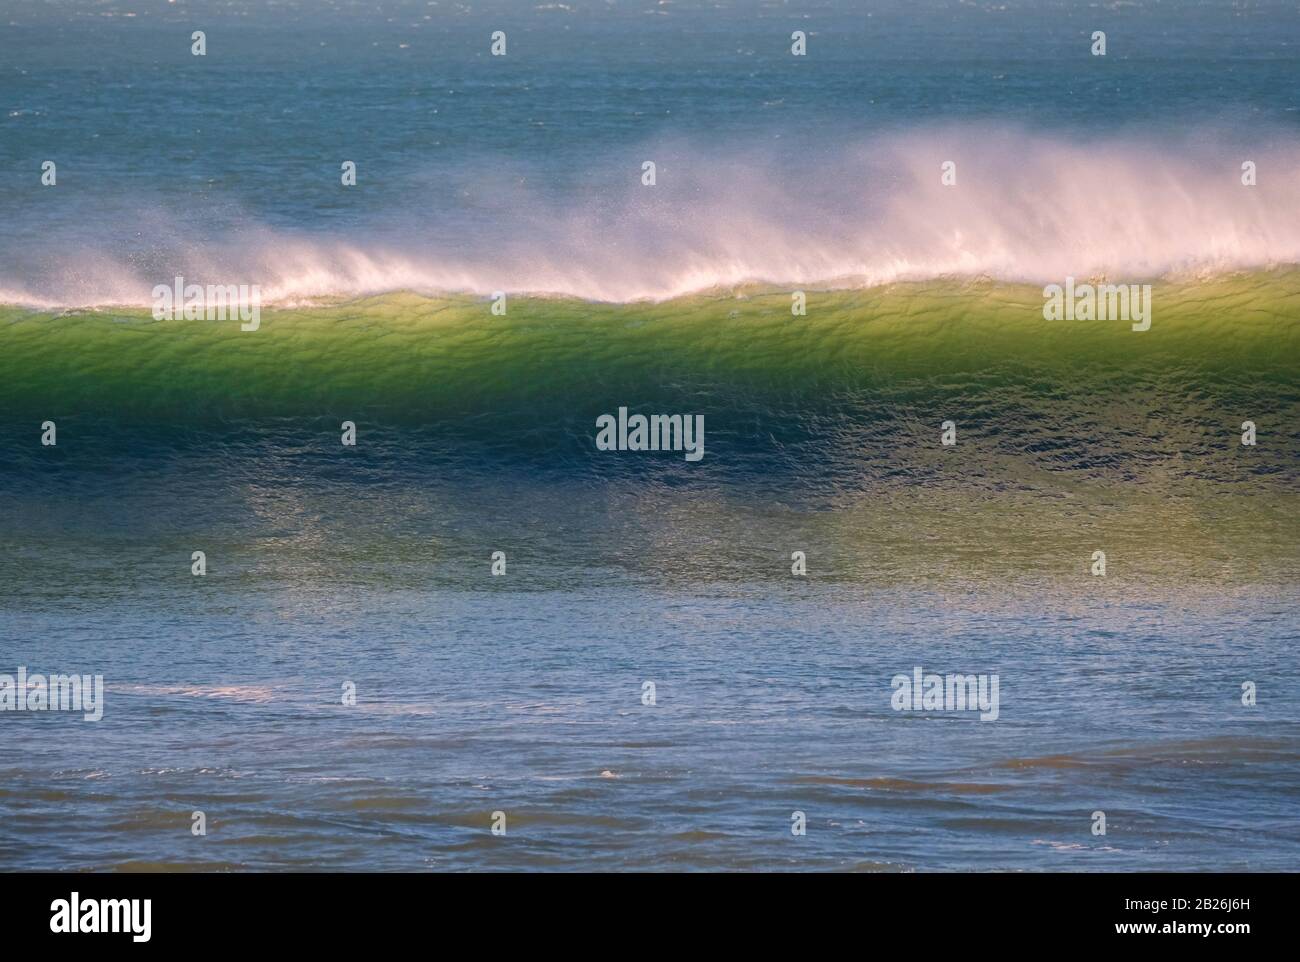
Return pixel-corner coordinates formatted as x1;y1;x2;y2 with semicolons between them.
1;0;1298;870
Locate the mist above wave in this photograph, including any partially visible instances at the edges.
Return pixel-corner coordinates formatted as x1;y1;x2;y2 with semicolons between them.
4;124;1299;307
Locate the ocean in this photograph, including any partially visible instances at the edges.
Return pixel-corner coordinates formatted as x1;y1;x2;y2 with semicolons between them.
0;0;1297;871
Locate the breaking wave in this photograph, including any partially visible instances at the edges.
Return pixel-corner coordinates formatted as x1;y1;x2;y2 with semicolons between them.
3;124;1300;307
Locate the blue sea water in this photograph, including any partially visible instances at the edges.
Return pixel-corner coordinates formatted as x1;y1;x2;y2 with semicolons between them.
0;0;1298;871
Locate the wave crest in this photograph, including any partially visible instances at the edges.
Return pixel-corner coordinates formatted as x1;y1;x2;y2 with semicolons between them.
4;124;1300;307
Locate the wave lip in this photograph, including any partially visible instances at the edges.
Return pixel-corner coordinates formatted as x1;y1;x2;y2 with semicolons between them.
4;124;1300;308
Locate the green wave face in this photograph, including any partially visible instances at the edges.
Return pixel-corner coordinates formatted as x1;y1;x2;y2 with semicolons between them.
3;269;1297;422
1;271;1297;599
1;270;1297;485
3;271;1297;401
